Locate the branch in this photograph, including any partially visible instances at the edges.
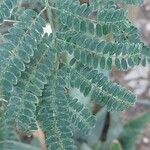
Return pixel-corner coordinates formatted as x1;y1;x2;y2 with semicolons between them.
3;19;19;23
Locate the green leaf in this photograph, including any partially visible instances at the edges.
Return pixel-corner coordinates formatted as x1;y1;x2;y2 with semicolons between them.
38;74;77;150
4;35;54;132
67;96;96;135
56;31;144;70
0;0;17;24
111;140;123;150
119;112;150;150
0;9;46;95
69;64;136;111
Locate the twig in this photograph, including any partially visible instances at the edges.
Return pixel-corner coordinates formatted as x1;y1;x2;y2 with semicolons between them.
3;19;19;23
45;0;56;35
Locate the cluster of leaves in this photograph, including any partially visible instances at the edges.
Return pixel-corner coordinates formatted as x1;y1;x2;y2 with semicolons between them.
0;0;150;149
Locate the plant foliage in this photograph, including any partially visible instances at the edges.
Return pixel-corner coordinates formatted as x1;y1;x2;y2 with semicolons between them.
119;112;150;150
0;0;149;149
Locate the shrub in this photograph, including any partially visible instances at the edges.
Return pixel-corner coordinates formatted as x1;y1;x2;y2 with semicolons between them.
0;0;149;149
